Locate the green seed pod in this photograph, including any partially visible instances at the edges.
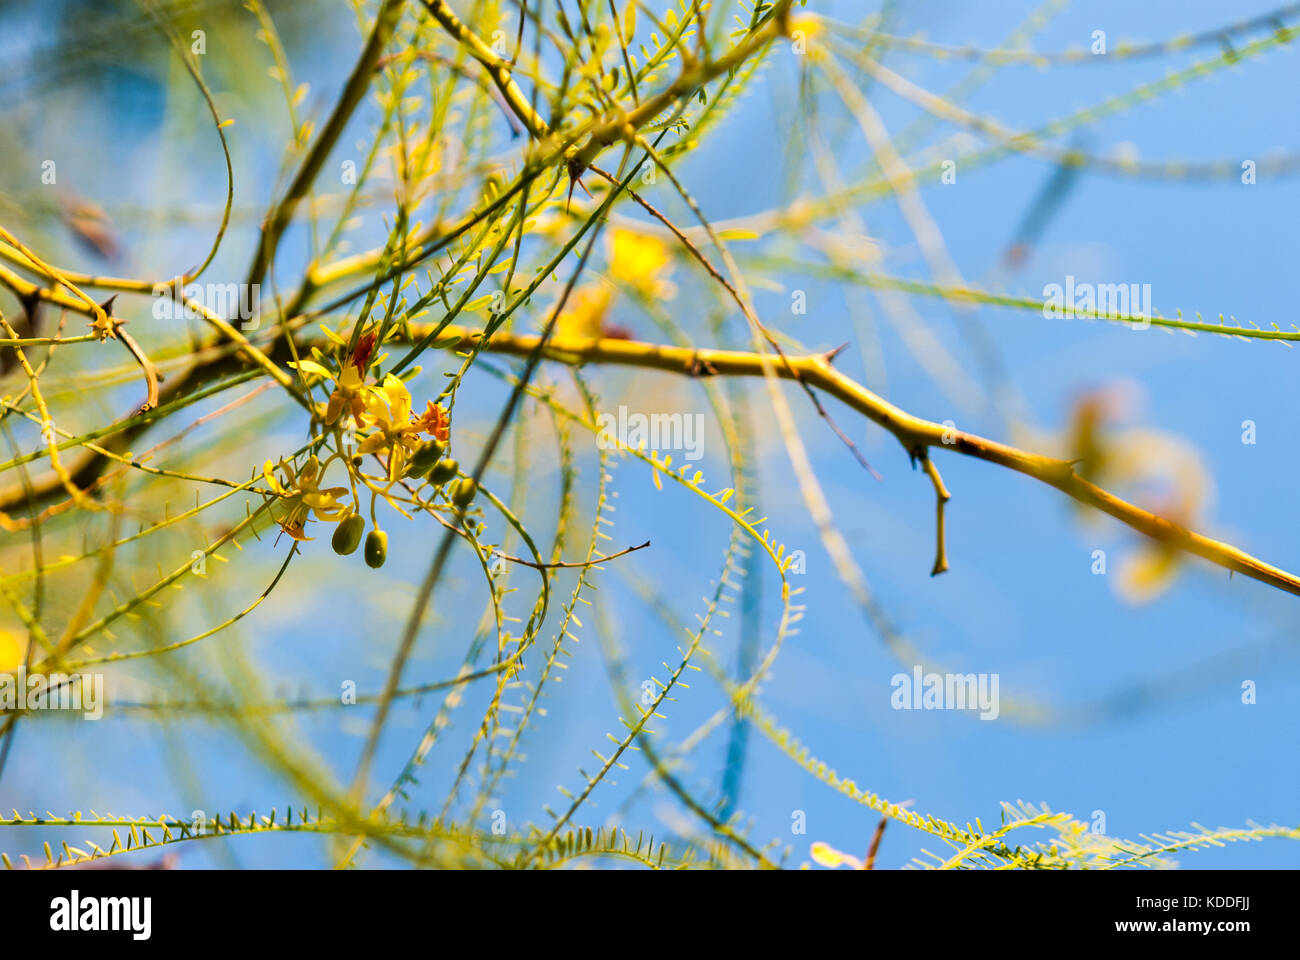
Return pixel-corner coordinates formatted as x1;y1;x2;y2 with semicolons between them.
364;529;388;568
331;514;366;556
405;439;446;478
427;457;459;485
451;477;477;507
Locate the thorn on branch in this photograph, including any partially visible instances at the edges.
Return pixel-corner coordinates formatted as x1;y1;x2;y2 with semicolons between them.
824;341;851;364
88;295;120;342
686;352;718;377
494;539;650;570
862;813;888;870
920;453;951;577
565;157;592;213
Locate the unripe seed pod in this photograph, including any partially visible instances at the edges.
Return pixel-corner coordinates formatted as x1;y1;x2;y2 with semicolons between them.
405;439;446;478
451;477;477;507
428;457;459;485
365;529;388;568
331;513;366;556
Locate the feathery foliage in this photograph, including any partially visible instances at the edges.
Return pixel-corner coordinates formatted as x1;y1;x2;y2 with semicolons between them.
0;0;1297;870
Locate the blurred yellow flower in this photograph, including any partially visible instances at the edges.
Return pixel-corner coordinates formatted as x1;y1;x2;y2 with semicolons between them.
1116;541;1182;605
549;230;676;341
609;229;675;299
1109;429;1209;604
789;14;823;41
1063;386;1212;605
809;841;864;870
555;285;612;340
0;629;25;672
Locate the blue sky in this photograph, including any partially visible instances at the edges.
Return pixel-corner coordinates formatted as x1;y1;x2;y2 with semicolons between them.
2;0;1298;869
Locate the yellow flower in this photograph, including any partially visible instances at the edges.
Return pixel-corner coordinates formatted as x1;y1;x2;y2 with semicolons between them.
325;362;368;426
263;456;350;541
356;374;426;479
322;331;379;425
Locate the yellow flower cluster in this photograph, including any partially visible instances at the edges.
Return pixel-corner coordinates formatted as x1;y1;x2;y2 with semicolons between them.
263;328;462;561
